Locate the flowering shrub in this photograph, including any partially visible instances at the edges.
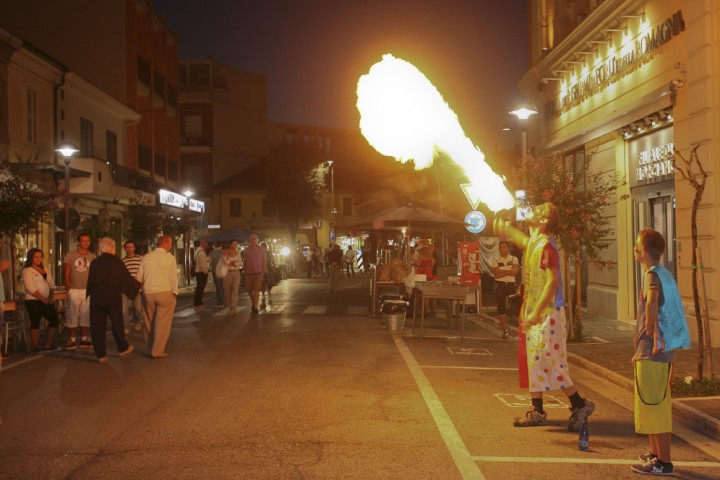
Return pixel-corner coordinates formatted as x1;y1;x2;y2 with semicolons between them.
515;151;624;267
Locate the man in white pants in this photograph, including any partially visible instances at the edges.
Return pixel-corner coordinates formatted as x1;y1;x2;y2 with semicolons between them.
62;233;96;350
136;235;178;359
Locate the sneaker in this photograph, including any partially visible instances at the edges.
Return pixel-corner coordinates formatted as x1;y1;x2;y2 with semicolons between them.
252;307;259;314
568;399;595;431
97;356;109;364
119;345;134;358
513;410;548;427
631;459;673;476
502;330;509;339
62;339;78;350
639;452;658;463
79;339;93;349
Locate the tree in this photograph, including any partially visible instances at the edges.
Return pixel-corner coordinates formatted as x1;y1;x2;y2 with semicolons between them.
126;195;164;253
517;150;624;339
0;159;57;237
0;157;58;295
673;146;713;380
263;141;327;244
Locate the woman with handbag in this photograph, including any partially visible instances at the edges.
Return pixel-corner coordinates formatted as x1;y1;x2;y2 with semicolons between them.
21;248;59;353
221;240;242;314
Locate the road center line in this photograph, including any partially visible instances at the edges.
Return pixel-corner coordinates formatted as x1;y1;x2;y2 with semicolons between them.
394;336;485;480
472;456;720;467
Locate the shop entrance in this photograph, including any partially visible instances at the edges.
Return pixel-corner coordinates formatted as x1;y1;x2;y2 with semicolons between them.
632;183;676;316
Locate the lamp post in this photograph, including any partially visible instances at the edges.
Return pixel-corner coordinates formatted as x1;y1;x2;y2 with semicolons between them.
509;107;538;157
55;144;79;264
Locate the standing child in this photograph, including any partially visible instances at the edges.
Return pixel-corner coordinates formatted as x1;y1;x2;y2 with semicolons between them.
631;228;689;476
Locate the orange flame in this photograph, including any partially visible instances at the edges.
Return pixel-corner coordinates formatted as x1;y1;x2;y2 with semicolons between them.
357;54;514;212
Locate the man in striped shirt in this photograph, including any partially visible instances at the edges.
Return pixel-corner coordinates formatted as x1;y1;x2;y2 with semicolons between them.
122;241;144;333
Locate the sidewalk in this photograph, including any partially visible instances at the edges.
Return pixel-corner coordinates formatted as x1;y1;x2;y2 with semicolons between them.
473;307;720;442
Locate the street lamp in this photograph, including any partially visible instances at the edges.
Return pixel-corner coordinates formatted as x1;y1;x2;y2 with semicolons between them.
509;107;538;157
55;143;79;264
327;160;337;215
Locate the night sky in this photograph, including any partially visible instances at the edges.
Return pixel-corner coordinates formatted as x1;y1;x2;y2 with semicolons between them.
154;0;529;151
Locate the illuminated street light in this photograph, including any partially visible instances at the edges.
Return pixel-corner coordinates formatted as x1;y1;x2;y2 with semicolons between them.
509;107;538;155
55;143;79;267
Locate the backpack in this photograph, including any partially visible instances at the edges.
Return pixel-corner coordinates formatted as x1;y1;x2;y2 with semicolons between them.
649;264;691;353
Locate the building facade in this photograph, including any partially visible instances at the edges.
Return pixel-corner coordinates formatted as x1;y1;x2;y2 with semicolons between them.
520;0;719;344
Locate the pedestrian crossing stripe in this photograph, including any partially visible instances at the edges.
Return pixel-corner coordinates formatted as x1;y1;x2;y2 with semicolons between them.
303;305;328;314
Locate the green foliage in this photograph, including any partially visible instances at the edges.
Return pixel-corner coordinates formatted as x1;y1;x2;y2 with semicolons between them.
671;376;720;397
263;141;327;240
516;151;624;265
161;210;195;240
126;195;164;248
78;208;123;247
0;157;57;236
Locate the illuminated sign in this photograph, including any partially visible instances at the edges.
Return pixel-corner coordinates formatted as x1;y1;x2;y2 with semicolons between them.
159;189;187;209
547;10;685;117
635;143;674;182
189;198;205;213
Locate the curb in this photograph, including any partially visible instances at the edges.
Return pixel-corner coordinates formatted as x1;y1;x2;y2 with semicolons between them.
473;314;720;442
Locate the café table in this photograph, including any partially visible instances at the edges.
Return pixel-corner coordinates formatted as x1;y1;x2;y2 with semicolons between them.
411;281;481;338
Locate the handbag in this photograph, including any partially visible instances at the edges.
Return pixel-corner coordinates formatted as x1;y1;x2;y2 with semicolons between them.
215;259;228;279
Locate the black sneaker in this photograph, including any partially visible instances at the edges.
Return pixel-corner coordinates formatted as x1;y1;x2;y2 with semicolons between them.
639;452;658;463
631;459;673;476
61;339;78;350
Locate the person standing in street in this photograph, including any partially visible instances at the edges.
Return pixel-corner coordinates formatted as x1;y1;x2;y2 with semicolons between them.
135;235;178;359
193;240;209;309
344;245;356;277
221;240;242;314
494;202;595;430
492;240;519;339
87;238;140;363
326;244;343;293
243;234;266;314
63;233;96;350
122;241;144;333
209;242;226;308
630;228;685;476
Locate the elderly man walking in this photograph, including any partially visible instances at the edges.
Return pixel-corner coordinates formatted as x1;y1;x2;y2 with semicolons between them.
243;234;266;314
136;235;178;359
87;238;141;363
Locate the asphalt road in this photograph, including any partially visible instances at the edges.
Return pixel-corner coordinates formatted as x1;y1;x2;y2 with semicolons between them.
1;275;719;479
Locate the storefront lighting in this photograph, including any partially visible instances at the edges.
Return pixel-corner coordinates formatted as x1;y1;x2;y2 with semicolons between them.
542;77;562;84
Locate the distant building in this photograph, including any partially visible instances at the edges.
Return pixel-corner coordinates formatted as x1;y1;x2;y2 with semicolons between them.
178;57;269;228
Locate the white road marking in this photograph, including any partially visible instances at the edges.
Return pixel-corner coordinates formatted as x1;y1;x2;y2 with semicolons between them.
394;336;485;480
472;456;720;467
212;307;246;316
303;305;328;314
591;336;611;343
447;347;492;356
